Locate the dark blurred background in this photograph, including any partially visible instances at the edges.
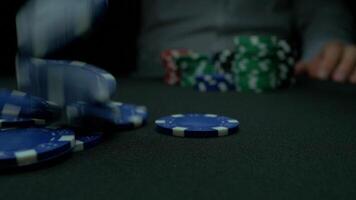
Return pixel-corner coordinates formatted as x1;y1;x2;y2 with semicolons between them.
0;0;355;78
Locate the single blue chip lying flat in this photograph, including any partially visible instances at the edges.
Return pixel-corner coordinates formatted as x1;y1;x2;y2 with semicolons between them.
73;132;103;152
155;113;240;137
66;101;148;130
16;55;117;107
0;128;75;169
0;89;61;120
195;74;236;92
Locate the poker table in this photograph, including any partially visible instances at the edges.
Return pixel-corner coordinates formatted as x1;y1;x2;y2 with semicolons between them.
1;76;356;199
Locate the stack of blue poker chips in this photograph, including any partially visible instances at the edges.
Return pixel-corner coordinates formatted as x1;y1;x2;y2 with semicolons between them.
195;74;236;92
0;89;61;121
0;128;75;169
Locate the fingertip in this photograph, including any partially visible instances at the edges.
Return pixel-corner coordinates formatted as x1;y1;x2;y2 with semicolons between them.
332;71;346;83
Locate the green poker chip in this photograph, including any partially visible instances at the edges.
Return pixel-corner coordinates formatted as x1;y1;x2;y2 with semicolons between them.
170;35;296;92
231;35;296;92
176;53;216;87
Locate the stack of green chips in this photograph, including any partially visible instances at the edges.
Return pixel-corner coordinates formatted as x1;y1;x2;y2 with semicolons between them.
232;35;295;93
175;53;216;87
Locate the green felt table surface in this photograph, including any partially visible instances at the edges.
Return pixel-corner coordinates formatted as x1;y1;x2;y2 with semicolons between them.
0;77;356;200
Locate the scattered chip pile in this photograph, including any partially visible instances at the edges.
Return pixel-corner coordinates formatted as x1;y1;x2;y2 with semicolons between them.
161;35;296;93
0;1;149;170
0;63;148;170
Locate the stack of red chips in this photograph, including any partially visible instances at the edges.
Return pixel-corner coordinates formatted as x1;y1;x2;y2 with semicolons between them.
160;49;192;85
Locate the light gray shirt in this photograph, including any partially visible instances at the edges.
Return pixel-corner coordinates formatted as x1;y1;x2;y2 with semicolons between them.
16;0;353;77
137;0;353;76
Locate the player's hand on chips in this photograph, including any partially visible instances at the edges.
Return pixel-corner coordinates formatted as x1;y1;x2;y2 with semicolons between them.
295;41;356;84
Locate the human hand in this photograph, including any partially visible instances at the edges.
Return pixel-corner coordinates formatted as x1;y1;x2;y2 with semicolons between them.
295;41;356;84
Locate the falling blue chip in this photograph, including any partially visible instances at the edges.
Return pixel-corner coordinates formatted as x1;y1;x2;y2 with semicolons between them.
0;128;75;169
0;89;61;120
155;113;240;137
16;55;117;107
73;132;103;152
66;101;148;130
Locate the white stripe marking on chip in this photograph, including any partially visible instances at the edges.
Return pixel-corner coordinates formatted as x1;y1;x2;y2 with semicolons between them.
15;150;37;166
129;116;144;127
172;127;187;137
59;135;75;147
218;83;228;92
73;140;84;152
172;114;184;118
198;83;207;92
228;119;239;124
109;102;123;107
11;90;26;97
213;127;229;136
155;120;165;124
2;104;21;117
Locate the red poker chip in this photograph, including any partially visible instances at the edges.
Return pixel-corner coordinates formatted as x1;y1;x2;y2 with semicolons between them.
160;49;192;85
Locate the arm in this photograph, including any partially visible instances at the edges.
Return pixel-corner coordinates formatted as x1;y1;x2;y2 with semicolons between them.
294;0;356;83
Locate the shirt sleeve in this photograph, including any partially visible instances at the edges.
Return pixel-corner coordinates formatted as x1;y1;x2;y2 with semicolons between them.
294;0;354;61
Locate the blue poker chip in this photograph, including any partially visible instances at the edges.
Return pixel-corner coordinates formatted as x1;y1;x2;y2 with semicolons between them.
117;102;148;129
0;89;61;120
16;55;117;107
0;116;47;129
66;101;148;130
0;128;75;169
73;132;103;152
155;113;240;137
195;74;235;92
